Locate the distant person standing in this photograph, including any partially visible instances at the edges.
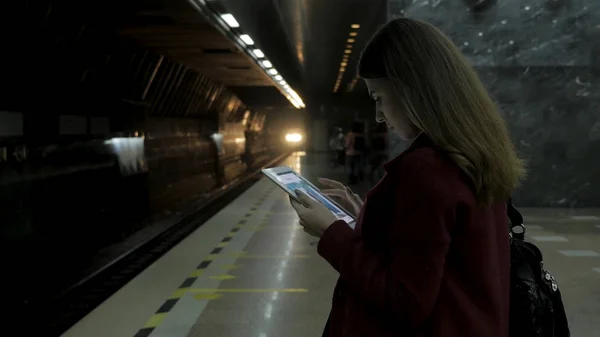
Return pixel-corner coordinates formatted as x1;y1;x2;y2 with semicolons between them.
328;127;345;167
345;122;366;185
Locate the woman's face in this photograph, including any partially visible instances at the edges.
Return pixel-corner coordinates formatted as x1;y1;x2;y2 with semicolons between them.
364;78;420;140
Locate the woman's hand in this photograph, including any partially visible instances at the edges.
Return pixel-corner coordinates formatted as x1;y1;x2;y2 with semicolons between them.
289;190;339;238
318;178;363;217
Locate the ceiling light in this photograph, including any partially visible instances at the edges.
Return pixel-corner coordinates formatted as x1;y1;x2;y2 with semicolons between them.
287;89;303;105
351;24;360;29
287;96;301;109
349;32;358;36
341;62;347;66
340;67;346;72
262;60;273;68
221;14;240;28
253;49;265;58
268;68;278;75
346;44;353;48
279;80;286;85
240;34;254;45
347;38;355;43
274;75;282;81
344;49;352;54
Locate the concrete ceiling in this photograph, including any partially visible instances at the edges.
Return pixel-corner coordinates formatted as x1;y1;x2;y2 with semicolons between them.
217;0;387;99
111;0;387;110
115;0;275;88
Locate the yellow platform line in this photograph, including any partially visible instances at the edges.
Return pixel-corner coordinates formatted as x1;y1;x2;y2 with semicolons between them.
143;313;168;328
221;264;240;270
194;293;223;301
236;254;311;259
209;274;236;280
189;288;308;293
172;287;308;298
189;269;204;277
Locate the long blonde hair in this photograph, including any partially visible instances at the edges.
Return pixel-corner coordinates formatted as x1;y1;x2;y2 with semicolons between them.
358;18;526;206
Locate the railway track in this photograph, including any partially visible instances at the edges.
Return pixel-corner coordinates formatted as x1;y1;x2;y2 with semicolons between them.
18;153;289;337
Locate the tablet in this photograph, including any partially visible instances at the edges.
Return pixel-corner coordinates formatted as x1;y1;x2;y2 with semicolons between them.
262;166;356;228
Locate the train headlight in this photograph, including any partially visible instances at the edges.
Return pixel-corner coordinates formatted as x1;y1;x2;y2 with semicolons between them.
285;133;303;143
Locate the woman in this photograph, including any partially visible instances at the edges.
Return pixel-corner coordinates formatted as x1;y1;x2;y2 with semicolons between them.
289;18;526;337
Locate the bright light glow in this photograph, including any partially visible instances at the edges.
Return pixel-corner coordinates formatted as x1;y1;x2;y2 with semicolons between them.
285;133;303;142
351;24;360;29
348;38;355;43
341;62;347;66
274;75;282;81
221;14;240;28
240;34;254;45
279;80;286;85
344;49;352;54
262;60;273;68
268;68;278;75
253;49;265;58
286;95;301;109
104;137;146;176
349;32;358;36
286;95;300;109
287;89;305;108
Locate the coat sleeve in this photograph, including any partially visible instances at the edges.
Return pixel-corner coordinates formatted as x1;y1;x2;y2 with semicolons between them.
317;159;455;327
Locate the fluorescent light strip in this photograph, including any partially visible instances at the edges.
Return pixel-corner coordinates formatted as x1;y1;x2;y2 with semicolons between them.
253;49;265;58
240;34;254;45
221;14;239;28
195;2;305;109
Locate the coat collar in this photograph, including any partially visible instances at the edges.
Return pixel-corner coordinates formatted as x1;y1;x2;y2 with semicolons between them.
383;132;433;172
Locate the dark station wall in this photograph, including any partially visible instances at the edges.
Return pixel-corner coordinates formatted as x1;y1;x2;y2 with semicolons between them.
0;0;286;308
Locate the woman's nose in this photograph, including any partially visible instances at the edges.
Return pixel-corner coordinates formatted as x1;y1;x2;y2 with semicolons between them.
375;109;385;123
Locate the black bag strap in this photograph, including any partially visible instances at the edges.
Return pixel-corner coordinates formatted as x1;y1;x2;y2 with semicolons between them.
507;198;525;241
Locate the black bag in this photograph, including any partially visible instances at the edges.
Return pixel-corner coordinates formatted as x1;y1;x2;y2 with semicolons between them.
507;199;570;337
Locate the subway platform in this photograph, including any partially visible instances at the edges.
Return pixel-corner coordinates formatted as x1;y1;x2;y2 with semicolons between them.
61;153;600;337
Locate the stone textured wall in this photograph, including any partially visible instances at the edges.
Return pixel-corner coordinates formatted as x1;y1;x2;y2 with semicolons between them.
387;0;600;207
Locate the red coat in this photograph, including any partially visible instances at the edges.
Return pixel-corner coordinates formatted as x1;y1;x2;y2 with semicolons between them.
318;134;510;337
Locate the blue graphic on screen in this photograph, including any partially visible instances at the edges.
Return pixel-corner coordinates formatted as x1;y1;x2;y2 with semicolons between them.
277;172;354;224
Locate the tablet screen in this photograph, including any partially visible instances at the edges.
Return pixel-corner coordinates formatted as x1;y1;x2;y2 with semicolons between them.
274;171;355;225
